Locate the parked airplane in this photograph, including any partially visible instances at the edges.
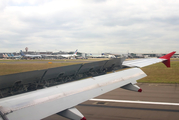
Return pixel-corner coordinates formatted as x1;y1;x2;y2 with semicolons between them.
10;53;22;59
2;53;21;59
60;49;78;58
0;51;176;120
87;53;105;58
105;54;116;58
87;53;116;58
20;50;42;59
5;53;12;58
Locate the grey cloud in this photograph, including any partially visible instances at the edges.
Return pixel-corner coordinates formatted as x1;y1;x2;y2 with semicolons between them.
101;18;146;27
1;0;179;53
92;0;107;3
152;16;179;25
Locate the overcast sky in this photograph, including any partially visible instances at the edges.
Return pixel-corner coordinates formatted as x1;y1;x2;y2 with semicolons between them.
0;0;179;53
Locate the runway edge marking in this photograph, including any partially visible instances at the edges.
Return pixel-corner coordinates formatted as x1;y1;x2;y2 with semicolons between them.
90;99;179;106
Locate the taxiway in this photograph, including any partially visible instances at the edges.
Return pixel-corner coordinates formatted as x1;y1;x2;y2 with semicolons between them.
43;83;179;120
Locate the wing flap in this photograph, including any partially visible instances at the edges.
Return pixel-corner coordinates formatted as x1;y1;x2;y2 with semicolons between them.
0;68;146;120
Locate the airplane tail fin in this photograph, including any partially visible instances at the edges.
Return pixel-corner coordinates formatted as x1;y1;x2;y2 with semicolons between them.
74;49;78;55
7;54;11;57
11;53;14;57
5;54;8;57
2;54;6;58
159;51;176;67
20;50;25;56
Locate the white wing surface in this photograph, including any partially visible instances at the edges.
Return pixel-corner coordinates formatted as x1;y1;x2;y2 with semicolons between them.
0;68;146;120
123;51;176;68
123;58;164;68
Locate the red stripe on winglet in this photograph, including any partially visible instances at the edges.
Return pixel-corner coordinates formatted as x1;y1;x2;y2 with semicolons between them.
159;51;176;59
81;117;87;120
159;51;176;68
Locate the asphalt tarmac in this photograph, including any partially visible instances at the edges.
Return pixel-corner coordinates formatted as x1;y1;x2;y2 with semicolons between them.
43;83;179;120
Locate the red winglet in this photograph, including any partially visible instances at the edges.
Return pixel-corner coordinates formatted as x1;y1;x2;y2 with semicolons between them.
81;117;87;120
159;51;176;67
138;88;142;92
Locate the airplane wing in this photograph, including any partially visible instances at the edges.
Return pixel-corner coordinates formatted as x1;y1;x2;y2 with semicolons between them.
0;51;176;120
123;51;176;68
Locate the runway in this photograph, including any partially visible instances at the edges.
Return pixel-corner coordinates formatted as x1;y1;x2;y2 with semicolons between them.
43;83;179;120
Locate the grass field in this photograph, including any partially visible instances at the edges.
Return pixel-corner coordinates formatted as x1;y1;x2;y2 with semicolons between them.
0;62;81;75
138;61;179;83
0;59;178;83
0;58;108;62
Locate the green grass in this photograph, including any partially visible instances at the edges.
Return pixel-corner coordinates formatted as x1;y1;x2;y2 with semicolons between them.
138;61;179;83
0;62;81;75
0;59;179;84
0;58;109;62
0;58;109;75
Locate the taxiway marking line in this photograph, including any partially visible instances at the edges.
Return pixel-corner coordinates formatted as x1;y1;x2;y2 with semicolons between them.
90;99;179;106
